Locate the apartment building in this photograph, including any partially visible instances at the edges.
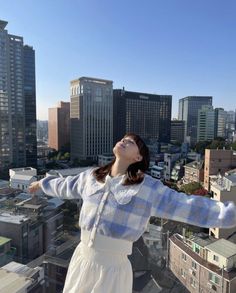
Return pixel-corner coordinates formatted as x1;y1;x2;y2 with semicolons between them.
210;172;236;241
164;152;182;180
0;190;64;263
169;233;236;293
183;160;204;185
0;20;37;172
204;149;236;191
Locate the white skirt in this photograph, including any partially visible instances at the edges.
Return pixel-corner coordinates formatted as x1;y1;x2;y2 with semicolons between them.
63;230;133;293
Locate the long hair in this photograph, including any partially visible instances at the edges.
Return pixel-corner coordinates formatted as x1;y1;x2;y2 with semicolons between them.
93;133;150;185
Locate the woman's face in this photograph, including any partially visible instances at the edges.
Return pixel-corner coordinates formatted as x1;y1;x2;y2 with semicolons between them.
113;136;142;163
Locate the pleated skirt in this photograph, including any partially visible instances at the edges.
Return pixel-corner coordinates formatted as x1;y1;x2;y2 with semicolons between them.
62;230;133;293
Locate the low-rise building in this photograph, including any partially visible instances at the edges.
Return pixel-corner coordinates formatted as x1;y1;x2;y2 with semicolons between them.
0;236;15;266
204;149;236;191
0;261;44;293
169;233;236;293
9;167;37;192
0;193;65;263
0;212;43;263
183;160;204;185
210;172;236;241
170;159;185;182
164;153;181;180
98;154;114;166
150;165;164;180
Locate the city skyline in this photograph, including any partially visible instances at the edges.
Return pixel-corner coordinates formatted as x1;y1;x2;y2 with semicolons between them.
1;0;236;120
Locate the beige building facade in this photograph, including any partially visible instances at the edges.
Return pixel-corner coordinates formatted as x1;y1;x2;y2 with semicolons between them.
204;149;236;191
183;160;204;185
210;172;236;241
169;233;236;293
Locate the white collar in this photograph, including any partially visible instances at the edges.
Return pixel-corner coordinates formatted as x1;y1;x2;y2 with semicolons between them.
85;171;145;204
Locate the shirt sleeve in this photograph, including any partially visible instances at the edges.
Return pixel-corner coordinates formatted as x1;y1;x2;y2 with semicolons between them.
40;169;91;200
150;179;236;229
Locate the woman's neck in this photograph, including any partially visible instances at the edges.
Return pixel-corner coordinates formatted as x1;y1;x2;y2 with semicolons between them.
110;159;129;177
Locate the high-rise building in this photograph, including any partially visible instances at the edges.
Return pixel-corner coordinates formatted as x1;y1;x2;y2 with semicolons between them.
0;20;36;174
171;120;185;144
70;77;113;161
197;106;227;142
113;89;172;144
24;45;37;168
48;101;70;151
225;110;236;142
178;96;212;145
214;108;227;139
197;105;215;142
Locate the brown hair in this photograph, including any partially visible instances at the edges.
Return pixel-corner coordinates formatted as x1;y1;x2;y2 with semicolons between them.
93;133;150;185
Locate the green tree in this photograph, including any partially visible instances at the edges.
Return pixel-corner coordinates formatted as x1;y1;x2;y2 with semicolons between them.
180;182;202;194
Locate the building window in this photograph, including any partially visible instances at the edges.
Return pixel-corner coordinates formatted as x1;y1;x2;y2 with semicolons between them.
209;272;220;284
181;268;186;278
190;277;196;288
195;246;200;254
213;255;219;262
182;253;187;261
192;261;197;270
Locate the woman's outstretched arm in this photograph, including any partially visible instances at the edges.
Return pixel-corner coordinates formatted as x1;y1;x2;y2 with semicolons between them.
150;180;236;229
29;168;92;200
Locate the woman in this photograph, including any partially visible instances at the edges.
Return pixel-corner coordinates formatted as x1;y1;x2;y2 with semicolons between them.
29;133;236;293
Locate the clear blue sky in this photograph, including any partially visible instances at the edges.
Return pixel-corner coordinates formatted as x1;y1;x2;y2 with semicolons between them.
1;0;236;120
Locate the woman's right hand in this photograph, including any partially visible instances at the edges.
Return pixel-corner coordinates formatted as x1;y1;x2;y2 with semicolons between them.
28;181;41;194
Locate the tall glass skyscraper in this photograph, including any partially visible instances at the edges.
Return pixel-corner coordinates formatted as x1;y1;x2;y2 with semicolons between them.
0;20;36;175
113;89;172;144
178;96;212;145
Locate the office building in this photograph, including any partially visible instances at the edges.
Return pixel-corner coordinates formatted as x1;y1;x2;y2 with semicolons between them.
70;77;113;161
178;96;212;145
197;105;215;142
48;101;70;151
215;108;227;139
0;20;36;173
113;89;172;144
171;120;185;144
225;110;236;142
197;106;227;142
37;120;48;142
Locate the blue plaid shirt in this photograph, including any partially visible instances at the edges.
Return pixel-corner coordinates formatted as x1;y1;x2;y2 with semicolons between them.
40;168;236;243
